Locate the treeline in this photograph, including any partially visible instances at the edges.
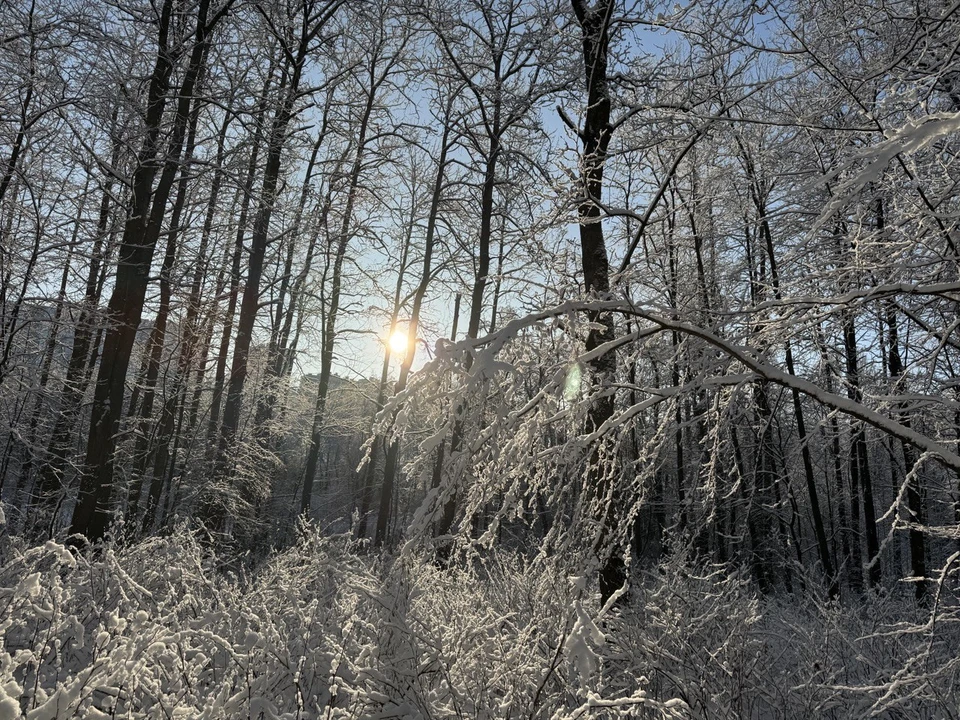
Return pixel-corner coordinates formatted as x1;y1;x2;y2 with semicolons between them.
1;0;959;607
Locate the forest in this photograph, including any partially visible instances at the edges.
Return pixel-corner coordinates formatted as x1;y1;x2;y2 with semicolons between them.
1;0;959;716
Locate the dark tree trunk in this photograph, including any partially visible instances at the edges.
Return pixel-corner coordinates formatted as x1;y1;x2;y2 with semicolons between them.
843;312;881;590
665;201;687;531
205;65;276;445
216;2;344;528
886;303;927;602
743;222;785;592
570;0;623;605
254;110;329;438
0;0;40;211
144;107;234;528
750;171;836;596
36;155;119;516
426;135;499;562
298;161;361;515
215;54;300;478
70;0;203;541
127;86;205;519
16;201;82;514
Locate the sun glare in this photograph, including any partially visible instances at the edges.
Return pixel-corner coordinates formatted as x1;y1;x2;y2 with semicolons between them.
388;329;409;356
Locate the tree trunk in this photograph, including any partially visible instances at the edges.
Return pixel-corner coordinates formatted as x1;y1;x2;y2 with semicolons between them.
36;156;119;516
750;171;836;595
254;109;329;438
570;0;623;604
16;201;82;516
843;312;882;590
205;64;276;445
144;106;234;528
127;83;205;519
215;53;300;476
886;303;927;602
70;0;197;541
215;2;344;528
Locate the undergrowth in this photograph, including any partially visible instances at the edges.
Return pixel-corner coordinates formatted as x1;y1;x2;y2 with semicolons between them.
0;523;957;719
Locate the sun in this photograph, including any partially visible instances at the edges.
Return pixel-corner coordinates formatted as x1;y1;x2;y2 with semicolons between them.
388;328;409;356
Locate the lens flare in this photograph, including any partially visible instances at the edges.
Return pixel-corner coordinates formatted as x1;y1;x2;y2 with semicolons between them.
563;363;582;402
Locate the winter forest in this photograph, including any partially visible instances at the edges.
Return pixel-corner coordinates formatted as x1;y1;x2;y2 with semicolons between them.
1;0;960;716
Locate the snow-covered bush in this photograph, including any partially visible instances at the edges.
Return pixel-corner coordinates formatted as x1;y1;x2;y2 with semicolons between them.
609;547;960;720
3;522;957;719
612;551;767;719
0;528;688;719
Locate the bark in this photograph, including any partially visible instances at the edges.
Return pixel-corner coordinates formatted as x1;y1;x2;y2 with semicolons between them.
0;179;49;383
427;132;499;561
254;106;330;437
0;0;38;211
570;0;623;604
70;0;186;541
205;93;270;444
127;80;205;517
360;207;413;540
843;312;882;590
70;0;230;540
36;163;118;512
886;303;928;602
214;2;348;524
215;53;300;479
144;107;234;528
15;201;82;512
665;198;687;530
824;323;862;596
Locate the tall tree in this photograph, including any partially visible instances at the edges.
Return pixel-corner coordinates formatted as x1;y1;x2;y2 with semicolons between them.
71;0;223;541
569;0;622;603
212;0;345;527
300;2;409;516
373;82;461;544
